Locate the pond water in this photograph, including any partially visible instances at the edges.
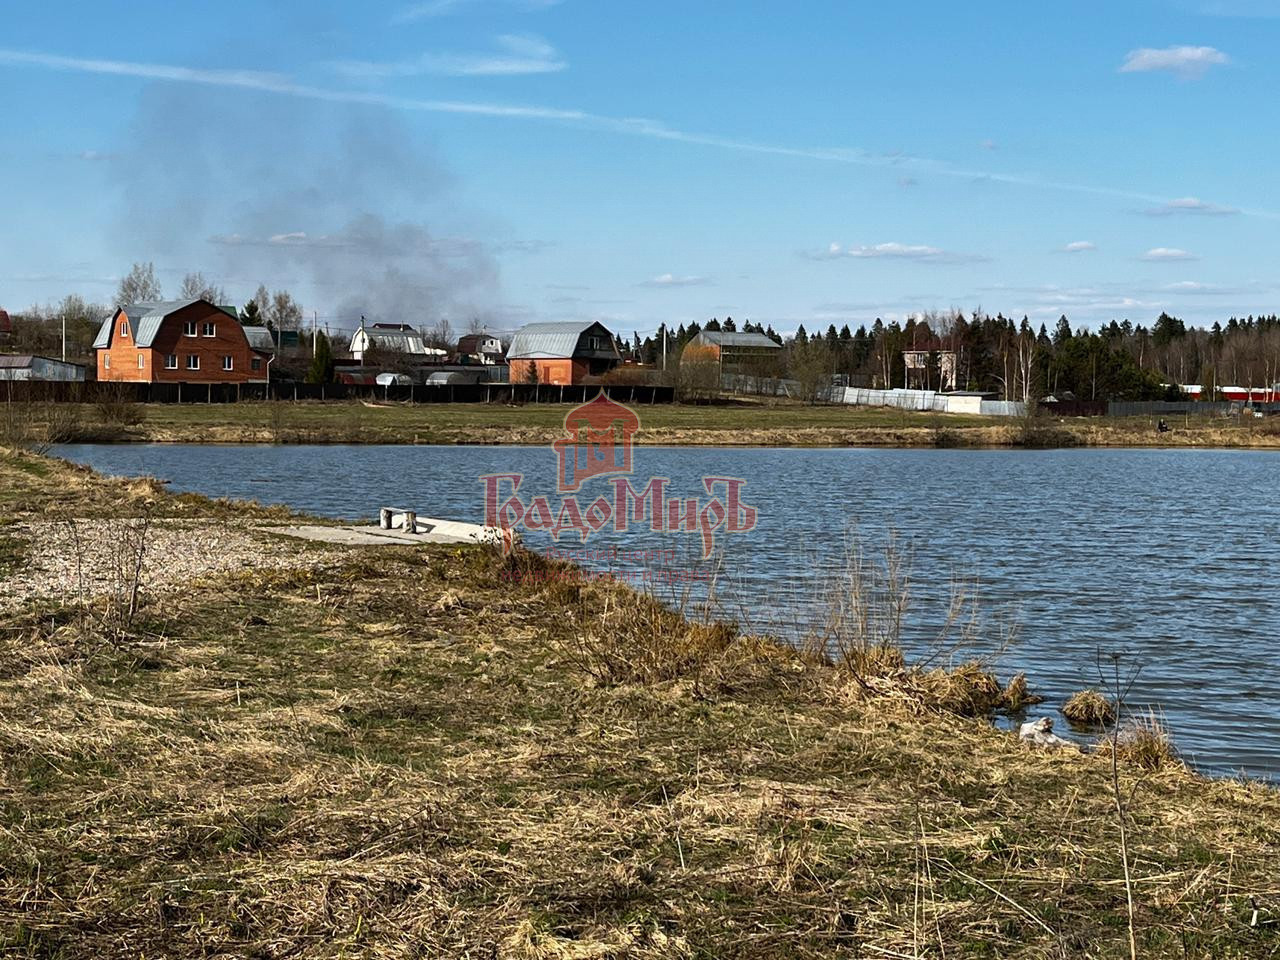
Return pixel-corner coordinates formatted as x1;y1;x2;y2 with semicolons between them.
52;442;1280;779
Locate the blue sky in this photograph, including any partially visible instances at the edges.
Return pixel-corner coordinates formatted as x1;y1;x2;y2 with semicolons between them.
1;0;1277;338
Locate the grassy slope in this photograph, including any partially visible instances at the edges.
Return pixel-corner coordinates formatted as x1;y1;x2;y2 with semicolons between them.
2;452;1280;958
66;399;1280;448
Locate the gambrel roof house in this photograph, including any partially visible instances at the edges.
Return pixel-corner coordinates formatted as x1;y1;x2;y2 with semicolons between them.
93;299;272;383
506;321;620;385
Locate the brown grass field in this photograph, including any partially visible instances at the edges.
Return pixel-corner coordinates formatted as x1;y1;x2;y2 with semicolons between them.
2;449;1280;957
9;395;1280;448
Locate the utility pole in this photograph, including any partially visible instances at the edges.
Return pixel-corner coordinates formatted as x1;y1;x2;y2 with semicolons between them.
313;311;318;357
61;312;67;362
662;325;667;371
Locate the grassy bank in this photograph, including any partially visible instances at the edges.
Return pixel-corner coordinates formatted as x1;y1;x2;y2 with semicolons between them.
2;450;1280;957
13;397;1280;448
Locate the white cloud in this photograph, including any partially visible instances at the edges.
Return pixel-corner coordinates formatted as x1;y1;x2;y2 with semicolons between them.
1142;196;1239;216
1141;247;1198;261
1162;280;1239;294
639;273;711;287
810;242;983;264
979;139;997;151
1061;240;1097;253
1120;45;1230;77
334;34;565;78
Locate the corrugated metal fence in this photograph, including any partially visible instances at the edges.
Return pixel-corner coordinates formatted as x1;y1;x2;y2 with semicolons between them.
839;387;1027;418
0;381;676;405
1102;400;1277;417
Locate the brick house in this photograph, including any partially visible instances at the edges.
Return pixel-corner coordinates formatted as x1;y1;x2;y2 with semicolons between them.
506;321;620;385
456;333;505;364
93;300;272;383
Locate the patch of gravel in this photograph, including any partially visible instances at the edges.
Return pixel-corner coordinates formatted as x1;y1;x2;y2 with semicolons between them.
0;519;313;609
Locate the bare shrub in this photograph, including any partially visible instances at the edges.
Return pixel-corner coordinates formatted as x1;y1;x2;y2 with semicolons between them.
60;512;153;642
0;388;85;453
95;382;145;428
267;400;292;443
0;388;34;453
42;402;84;445
674;359;720;403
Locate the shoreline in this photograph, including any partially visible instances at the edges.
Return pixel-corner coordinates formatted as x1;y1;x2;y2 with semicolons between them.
2;447;1279;955
22;398;1280;450
52;433;1280;451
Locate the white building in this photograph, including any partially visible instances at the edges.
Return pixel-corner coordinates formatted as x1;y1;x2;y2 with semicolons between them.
348;322;447;363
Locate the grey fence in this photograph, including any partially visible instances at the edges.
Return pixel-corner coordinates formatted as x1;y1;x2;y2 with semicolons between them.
0;380;675;406
1103;400;1276;417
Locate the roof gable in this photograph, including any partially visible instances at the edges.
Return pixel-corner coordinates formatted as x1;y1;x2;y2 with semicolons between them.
94;299;249;351
507;321;618;360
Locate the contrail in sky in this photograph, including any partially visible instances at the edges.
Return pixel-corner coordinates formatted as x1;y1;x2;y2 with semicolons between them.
2;47;1275;221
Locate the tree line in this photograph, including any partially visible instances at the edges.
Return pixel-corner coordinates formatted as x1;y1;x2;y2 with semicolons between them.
625;310;1280;402
7;264;1280;402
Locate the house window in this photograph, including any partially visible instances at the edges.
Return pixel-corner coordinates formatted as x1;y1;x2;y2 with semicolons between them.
119;321;129;338
251;357;262;371
183;321;197;337
165;354;178;369
137;354;145;369
186;355;200;370
222;356;234;371
104;355;110;369
202;322;217;337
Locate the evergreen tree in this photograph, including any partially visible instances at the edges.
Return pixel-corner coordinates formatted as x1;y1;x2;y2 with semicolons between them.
241;300;264;326
306;332;334;384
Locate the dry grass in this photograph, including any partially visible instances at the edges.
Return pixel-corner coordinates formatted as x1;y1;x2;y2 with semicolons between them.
1063;688;1118;728
15;398;1280;449
1098;712;1182;772
1;454;1279;957
805;532;1033;718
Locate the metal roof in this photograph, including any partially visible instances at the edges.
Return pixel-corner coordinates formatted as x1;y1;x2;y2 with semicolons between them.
693;330;781;350
0;355;85;370
93;300;239;350
242;326;276;352
368;331;433;354
457;333;504;353
94;300;195;349
506;321;616;360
